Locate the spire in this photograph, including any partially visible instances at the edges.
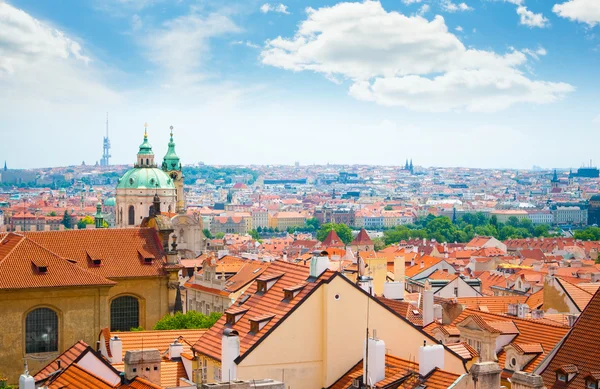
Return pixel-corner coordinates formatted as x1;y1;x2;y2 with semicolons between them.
3;160;6;171
137;123;155;167
162;125;181;172
95;201;104;228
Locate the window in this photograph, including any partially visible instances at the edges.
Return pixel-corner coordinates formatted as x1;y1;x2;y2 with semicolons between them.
110;296;139;331
454;287;458;296
128;205;135;225
557;373;567;383
587;380;598;389
26;308;58;353
201;359;207;382
214;367;222;382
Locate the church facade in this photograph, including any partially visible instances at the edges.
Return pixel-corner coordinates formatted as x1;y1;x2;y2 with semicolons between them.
115;127;183;227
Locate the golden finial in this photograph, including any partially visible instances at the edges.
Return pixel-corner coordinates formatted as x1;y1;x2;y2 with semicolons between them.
144;122;148;138
170;125;174;137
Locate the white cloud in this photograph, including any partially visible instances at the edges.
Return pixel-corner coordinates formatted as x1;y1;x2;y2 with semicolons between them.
131;14;143;31
455;25;463;31
0;1;117;104
553;0;600;27
260;3;290;14
522;47;547;60
232;40;260;49
516;5;549;28
441;0;473;12
418;4;431;15
402;0;422;4
142;12;241;86
261;1;573;112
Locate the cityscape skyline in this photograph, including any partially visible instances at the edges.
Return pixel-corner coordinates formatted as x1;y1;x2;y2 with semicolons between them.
1;0;599;168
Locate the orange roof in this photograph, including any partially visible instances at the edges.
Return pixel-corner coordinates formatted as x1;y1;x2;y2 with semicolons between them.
405;256;442;278
526;288;544;309
430;308;570;375
446;342;479;360
351;229;373;246
456;295;527;314
106;329;206;358
1;228;167;279
376;296;423;327
328;354;461;389
193;261;336;361
34;341;90;382
0;233;115;290
223;262;270;293
122;377;163;389
47;363;117;389
322;229;345;248
556;277;595;312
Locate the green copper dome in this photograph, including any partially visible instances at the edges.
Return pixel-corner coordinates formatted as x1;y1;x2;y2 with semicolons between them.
138;129;154;155
162;128;181;171
104;197;116;206
117;167;175;190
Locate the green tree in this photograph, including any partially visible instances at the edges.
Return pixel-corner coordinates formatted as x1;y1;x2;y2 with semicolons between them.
47;211;57;217
215;232;225;239
316;223;354;244
305;217;320;231
373;237;386;251
248;229;260;240
203;229;213;239
77;215;94;229
153;311;222;330
384;205;393;211
62;210;72;229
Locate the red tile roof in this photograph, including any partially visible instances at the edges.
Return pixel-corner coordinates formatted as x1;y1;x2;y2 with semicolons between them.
351;229;373;246
0;234;115;290
193;260;336;361
34;340;90;382
47;363;117;389
322;229;345;248
376;296;423;327
1;228;167;279
540;288;600;388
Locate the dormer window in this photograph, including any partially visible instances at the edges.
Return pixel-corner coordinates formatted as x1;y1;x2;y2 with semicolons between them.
283;283;306;302
37;266;47;273
249;314;275;334
557;373;567;383
556;365;579;383
225;307;248;326
256;272;284;295
138;249;155;264
587;379;599;389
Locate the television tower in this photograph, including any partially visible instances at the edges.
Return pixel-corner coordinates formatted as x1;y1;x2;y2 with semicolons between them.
100;113;111;166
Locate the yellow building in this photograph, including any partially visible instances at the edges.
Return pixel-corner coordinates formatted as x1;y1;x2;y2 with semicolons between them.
0;227;180;383
192;259;468;388
268;211;306;230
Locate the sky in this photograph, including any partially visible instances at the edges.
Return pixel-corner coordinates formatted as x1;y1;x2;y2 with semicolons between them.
0;0;599;169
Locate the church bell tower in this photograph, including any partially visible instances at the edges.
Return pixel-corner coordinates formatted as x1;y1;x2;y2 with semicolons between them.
162;126;185;213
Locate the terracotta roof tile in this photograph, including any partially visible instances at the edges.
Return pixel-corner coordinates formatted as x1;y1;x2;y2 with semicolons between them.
0;234;115;290
541;288;600;388
557;277;595;312
456;295;527;314
34;340;90;382
446;342;479;359
47;363;117;389
376;296;423;327
193;260;336;361
351;229;373;246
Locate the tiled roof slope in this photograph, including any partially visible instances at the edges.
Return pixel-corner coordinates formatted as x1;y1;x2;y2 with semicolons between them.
328;354;461;389
322;229;345;248
193;260;336;361
376;296;423;326
540;288;600;389
0;233;115;290
107;329;206;358
425;308;570;374
351;229;373;246
47;363;117;389
34;341;89;382
556;277;594;312
11;228;167;278
122;377;163;389
456;295;527;314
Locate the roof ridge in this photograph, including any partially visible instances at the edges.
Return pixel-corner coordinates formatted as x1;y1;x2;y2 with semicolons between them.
62;362;117;387
556;276;592;296
0;233;26;267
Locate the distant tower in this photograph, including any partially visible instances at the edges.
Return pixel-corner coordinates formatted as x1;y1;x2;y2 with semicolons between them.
100;113;111;167
3;161;6;171
551;169;559;189
405;159;409;170
409;159;414;174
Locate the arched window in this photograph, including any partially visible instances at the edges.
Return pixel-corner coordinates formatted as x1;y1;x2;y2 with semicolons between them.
26;308;58;353
146;158;149;165
110;296;139;331
149;205;154;217
128;205;135;225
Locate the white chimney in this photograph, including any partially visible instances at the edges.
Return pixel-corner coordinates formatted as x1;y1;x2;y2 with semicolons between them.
19;362;35;389
423;281;434;326
530;309;544;319
109;336;122;364
168;339;184;360
418;342;445;377
363;331;386;387
383;282;404;300
358;276;375;296
433;304;443;322
222;329;240;382
310;254;330;278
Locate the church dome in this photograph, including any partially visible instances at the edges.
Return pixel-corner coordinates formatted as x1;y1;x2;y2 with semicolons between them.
104;197;116;206
117;167;175;190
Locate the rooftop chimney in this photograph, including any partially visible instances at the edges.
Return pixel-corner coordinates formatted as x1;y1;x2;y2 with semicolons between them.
124;349;161;383
168;339;183;360
418;342;444;377
363;331;385;387
222;329;240;382
110;336;122;364
309;253;329;279
19;362;35;389
423;281;434;326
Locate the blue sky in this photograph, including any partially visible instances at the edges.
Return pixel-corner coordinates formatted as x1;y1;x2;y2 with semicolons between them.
1;0;599;169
